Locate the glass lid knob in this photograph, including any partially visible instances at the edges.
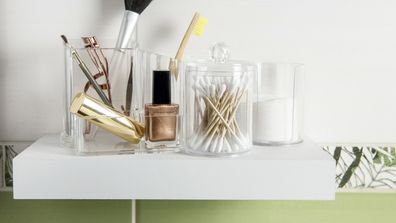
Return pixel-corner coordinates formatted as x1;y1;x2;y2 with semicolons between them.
210;42;230;63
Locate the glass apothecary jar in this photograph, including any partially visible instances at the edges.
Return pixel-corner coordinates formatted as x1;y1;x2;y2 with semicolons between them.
184;43;256;156
252;63;304;145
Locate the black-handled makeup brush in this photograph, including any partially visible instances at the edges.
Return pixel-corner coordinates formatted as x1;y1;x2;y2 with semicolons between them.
115;0;153;49
110;0;153;112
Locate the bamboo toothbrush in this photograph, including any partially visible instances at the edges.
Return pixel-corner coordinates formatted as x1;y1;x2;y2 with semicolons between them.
170;12;208;79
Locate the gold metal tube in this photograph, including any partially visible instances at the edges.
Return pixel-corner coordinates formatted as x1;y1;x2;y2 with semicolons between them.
70;92;144;143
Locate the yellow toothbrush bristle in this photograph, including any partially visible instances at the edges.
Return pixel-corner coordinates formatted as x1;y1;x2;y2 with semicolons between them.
193;16;208;36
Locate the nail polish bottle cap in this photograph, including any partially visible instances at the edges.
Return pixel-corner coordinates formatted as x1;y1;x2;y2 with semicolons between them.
153;70;171;104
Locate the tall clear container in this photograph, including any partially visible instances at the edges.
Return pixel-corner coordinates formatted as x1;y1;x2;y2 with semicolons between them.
61;38;183;154
63;38;143;154
184;43;256;156
252;63;304;145
61;32;138;148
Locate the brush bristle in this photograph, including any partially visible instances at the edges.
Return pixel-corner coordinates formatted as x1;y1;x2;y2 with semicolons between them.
124;0;153;14
193;16;208;36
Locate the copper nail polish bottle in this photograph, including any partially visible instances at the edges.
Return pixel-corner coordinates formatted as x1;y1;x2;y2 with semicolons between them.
144;70;179;148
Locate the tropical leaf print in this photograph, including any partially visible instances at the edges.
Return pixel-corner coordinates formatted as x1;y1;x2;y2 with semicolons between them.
0;146;3;188
0;144;17;189
373;147;396;167
5;145;17;187
338;147;363;188
333;146;342;165
323;146;396;189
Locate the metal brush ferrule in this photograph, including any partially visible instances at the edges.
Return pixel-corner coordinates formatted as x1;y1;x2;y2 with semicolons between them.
115;10;139;49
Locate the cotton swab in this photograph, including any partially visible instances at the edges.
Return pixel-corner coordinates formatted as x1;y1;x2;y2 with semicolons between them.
189;73;250;154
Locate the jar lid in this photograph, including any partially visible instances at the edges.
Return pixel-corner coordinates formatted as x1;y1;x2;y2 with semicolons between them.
186;42;256;74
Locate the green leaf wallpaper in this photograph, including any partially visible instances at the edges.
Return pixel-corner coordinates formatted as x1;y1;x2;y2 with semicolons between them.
0;148;3;188
324;146;396;189
0;145;18;190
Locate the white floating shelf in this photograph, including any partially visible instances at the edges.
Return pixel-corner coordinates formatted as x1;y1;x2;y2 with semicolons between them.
13;135;335;200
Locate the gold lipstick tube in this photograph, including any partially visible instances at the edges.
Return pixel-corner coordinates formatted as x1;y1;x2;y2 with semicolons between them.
70;92;144;144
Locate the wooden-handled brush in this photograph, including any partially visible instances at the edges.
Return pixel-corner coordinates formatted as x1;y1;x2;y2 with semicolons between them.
170;12;208;79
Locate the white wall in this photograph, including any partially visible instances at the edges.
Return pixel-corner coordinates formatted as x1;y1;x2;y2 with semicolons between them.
1;0;395;143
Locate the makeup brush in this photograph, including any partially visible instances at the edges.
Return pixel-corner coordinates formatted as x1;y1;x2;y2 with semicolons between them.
115;0;153;49
122;59;133;116
109;0;153;111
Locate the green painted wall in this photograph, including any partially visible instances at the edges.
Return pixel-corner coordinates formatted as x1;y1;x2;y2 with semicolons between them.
0;192;395;223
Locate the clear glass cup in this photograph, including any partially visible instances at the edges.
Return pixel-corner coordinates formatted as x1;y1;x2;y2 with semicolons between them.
252;63;304;145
